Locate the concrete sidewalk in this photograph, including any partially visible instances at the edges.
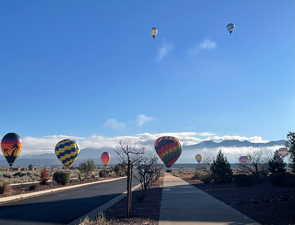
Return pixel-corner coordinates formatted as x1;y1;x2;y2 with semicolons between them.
159;173;260;225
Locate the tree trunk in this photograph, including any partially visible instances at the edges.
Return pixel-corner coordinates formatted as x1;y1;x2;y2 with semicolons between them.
126;163;133;217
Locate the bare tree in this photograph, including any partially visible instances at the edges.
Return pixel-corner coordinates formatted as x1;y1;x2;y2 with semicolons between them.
240;150;268;176
136;155;161;191
115;141;144;218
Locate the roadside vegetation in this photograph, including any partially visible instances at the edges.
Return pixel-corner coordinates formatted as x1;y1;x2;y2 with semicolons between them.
0;160;128;197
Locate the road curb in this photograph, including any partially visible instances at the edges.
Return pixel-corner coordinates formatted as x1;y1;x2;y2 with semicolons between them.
0;177;126;205
68;183;142;225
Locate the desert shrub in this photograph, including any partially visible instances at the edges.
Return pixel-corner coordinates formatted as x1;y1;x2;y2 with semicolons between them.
80;216;111;225
193;169;212;184
40;168;50;185
78;160;96;177
3;174;11;178
99;170;109;178
210;151;233;184
0;181;10;194
201;173;212;184
13;172;26;177
234;174;256;187
114;163;127;177
28;184;37;191
53;171;70;185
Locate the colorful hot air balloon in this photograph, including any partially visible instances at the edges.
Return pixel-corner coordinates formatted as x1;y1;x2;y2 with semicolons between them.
1;133;22;167
277;147;288;158
239;156;249;164
195;154;202;163
101;152;110;166
151;27;158;39
226;23;235;35
154;136;182;168
55;139;80;167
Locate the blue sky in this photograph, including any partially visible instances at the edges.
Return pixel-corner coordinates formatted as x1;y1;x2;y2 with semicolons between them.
0;0;294;141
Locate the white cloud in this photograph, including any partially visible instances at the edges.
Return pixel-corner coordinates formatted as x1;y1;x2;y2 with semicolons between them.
103;119;125;130
199;39;216;49
157;42;174;61
136;114;154;127
188;39;217;55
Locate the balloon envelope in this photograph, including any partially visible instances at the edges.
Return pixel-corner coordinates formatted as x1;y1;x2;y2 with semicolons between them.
101;152;111;166
239;156;249;164
154;136;182;168
277;148;288;158
151;27;158;39
226;23;235;34
195;154;202;163
55;139;80;167
1;133;22;167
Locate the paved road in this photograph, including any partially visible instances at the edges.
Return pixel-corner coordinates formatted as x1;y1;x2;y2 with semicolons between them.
0;177;138;225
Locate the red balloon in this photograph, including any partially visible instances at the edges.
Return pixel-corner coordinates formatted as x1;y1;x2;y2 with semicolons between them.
101;152;110;166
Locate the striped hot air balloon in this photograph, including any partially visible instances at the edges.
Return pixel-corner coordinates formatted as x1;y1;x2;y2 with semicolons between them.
55;139;80;167
1;133;22;167
154;136;182;168
101;152;110;166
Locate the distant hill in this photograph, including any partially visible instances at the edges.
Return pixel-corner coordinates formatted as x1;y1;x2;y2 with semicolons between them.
184;139;286;150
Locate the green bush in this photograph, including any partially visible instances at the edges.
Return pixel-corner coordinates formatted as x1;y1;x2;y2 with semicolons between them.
210;151;233;184
234;174;256;187
0;181;10;194
28;184;37;191
53;171;70;185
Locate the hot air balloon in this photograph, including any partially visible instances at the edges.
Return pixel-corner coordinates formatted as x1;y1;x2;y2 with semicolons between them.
277;147;288;158
154;136;182;168
55;139;80;168
101;152;110;166
239;156;249;164
1;133;22;167
226;23;235;35
195;154;202;163
151;27;158;39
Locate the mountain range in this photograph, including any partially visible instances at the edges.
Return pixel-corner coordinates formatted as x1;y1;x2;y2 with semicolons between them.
0;139;286;167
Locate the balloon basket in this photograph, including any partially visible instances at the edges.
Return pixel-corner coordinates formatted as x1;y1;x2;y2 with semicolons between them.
166;169;172;173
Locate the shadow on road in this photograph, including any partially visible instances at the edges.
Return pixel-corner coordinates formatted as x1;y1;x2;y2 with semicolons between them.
0;193;120;225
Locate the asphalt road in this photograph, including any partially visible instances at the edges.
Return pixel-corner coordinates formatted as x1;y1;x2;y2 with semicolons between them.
0;177;138;225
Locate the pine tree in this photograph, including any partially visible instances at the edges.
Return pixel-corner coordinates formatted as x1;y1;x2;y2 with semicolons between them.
287;132;295;172
210;150;233;184
268;151;286;174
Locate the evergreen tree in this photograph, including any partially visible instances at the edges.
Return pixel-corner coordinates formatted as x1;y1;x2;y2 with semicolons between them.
210;150;233;184
268;151;286;174
287;132;295;172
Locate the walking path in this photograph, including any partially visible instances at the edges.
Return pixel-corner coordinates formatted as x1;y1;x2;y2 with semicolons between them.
159;173;260;225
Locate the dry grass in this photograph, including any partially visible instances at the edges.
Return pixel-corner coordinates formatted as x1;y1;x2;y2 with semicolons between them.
80;216;155;225
0;181;10;194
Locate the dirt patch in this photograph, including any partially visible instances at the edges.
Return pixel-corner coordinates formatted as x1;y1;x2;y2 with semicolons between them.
103;178;163;225
179;173;295;225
